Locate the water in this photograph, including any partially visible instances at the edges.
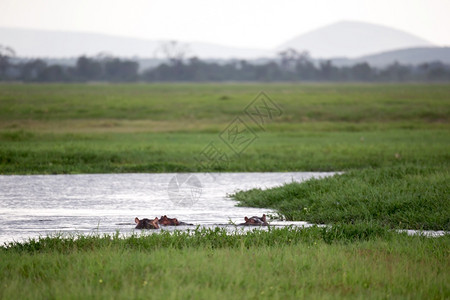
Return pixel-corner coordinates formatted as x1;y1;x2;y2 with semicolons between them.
0;172;336;244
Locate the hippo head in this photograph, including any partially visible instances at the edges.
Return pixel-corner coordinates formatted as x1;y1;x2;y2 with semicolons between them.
135;217;160;229
159;215;180;226
244;214;268;226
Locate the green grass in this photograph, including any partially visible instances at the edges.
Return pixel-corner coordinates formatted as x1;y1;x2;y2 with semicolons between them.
0;128;448;174
1;228;449;299
2;224;393;252
232;164;450;230
0;83;450;123
0;83;449;174
0;83;449;122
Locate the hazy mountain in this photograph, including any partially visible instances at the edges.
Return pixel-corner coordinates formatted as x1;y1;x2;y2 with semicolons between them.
330;47;450;67
277;21;435;58
0;21;446;64
0;27;271;59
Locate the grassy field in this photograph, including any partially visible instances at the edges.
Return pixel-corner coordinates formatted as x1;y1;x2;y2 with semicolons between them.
1;227;449;299
0;83;449;299
0;83;449;173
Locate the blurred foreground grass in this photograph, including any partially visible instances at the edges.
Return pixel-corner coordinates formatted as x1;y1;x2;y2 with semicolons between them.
1;227;449;299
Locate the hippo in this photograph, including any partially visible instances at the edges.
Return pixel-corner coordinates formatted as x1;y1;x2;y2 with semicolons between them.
135;217;160;229
240;214;268;226
159;215;193;226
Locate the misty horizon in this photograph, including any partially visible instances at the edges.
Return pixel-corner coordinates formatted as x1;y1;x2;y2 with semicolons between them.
0;20;444;60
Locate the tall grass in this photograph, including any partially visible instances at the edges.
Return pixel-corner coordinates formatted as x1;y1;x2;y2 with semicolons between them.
1;228;448;299
232;164;450;230
2;225;393;253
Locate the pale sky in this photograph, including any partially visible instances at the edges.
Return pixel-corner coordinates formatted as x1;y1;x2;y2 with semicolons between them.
0;0;449;49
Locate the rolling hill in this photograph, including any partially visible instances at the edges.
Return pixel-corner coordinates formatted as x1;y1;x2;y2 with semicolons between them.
277;21;435;58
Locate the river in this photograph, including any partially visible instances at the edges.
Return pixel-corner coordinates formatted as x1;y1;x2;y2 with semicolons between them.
0;172;337;244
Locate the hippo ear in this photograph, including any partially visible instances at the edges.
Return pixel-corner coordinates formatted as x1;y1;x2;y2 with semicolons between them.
135;217;140;224
152;217;160;229
244;217;249;221
262;214;266;222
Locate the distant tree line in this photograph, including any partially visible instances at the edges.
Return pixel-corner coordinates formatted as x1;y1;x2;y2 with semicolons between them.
1;45;450;82
0;51;139;82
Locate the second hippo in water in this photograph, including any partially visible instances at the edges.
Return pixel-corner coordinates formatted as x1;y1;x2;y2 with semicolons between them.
159;215;193;226
135;217;160;229
240;214;269;226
